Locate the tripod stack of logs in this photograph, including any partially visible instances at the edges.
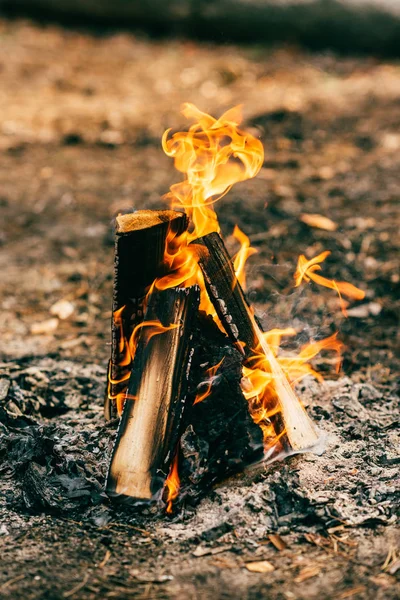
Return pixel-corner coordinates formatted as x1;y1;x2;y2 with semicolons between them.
105;210;318;507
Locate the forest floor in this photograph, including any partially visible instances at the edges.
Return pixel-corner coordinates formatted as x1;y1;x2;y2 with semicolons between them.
0;17;399;600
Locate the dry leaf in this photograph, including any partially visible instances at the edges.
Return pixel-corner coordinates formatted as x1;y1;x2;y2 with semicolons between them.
369;574;393;588
300;213;337;231
294;565;321;583
245;560;275;573
50;299;75;320
335;586;366;599
268;534;287;551
30;318;59;335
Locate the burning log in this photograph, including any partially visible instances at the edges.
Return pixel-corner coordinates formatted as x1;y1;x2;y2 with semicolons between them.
179;313;264;500
106;285;200;501
105;209;188;420
191;232;319;452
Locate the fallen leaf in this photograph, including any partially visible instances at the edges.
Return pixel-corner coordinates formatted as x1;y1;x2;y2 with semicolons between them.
300;213;337;231
369;574;394;588
335;586;366;599
245;560;275;573
30;318;59;335
294;565;321;583
268;533;287;551
50;299;75;320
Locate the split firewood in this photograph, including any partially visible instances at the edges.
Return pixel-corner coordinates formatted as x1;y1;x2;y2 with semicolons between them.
191;232;319;452
179;312;264;501
105;209;188;420
106;285;199;501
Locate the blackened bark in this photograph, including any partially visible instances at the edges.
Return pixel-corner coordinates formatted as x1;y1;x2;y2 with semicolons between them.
179;312;264;502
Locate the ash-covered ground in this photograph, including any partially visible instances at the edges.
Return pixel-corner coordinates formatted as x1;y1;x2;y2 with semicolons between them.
0;18;399;600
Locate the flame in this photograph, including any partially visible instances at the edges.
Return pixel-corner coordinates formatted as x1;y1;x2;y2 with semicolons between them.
294;251;365;316
194;358;225;405
163;103;264;243
108;105;366;506
165;451;180;514
155;103;263;300
233;226;257;290
242;330;344;447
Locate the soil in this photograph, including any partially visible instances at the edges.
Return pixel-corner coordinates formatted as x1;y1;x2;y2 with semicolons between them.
0;18;399;600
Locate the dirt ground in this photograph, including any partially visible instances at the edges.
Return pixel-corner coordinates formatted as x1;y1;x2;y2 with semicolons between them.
0;18;399;600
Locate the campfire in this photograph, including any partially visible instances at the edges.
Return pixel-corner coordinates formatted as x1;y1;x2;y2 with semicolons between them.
104;104;364;512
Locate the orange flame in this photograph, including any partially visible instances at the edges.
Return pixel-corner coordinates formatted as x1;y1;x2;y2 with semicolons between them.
108;105;366;505
242;330;344;447
155;103;263;297
163;103;264;243
165;452;180;514
294;251;365;316
233;226;257;291
194;358;225;405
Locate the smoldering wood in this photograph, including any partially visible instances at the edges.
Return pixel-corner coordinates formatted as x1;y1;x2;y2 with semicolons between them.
191;232;319;452
105;209;188;421
179;312;264;502
106;285;200;502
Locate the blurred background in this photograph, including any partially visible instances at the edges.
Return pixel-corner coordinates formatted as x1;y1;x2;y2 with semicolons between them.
0;0;399;376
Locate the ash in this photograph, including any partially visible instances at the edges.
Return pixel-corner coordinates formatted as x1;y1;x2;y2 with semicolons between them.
1;357;398;598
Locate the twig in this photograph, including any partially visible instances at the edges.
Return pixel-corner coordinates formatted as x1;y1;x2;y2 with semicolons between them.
99;550;111;569
0;574;25;591
63;574;89;598
382;546;397;571
104;523;152;536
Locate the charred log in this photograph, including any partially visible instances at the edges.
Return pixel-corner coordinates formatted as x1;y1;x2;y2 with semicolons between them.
191;232;319;451
106;285;199;502
179;312;264;502
105;209;188;420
